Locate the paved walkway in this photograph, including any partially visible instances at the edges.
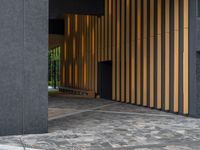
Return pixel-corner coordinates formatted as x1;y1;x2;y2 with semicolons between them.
0;94;200;150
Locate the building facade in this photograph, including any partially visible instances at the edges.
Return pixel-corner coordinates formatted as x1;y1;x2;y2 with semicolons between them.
0;0;199;136
60;0;200;117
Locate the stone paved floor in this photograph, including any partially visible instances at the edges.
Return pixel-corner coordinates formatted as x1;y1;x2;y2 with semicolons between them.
0;94;200;150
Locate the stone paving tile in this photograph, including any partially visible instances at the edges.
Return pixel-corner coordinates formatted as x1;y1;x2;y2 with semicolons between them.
0;95;200;150
49;95;114;110
48;108;77;119
96;102;171;115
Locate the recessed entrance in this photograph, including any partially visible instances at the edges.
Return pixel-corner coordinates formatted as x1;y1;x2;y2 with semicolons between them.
98;61;112;100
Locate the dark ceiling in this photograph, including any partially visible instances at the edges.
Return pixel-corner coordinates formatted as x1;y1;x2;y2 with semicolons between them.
49;0;105;19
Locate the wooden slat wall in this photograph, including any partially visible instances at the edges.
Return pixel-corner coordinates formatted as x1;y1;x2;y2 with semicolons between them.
61;0;189;115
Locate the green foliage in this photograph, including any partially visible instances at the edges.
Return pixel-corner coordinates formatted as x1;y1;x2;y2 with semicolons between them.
48;46;61;87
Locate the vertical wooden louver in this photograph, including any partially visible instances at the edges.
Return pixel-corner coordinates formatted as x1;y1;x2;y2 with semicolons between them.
61;0;190;115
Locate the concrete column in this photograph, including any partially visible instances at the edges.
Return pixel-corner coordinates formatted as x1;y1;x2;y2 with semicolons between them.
0;0;48;136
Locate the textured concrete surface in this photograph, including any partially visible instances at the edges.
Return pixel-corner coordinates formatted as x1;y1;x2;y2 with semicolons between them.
1;95;200;149
0;0;48;136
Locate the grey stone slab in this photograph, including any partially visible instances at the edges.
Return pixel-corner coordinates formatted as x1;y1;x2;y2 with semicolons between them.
0;0;24;136
0;0;48;136
23;0;48;134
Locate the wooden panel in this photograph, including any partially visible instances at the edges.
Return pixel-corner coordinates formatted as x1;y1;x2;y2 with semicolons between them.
116;0;121;101
75;15;78;32
72;16;75;87
63;17;67;86
105;0;108;60
85;16;89;90
126;0;130;103
68;15;71;86
94;17;98;93
77;15;80;88
98;18;101;62
84;63;87;88
88;16;92;90
108;0;112;60
131;0;136;104
73;37;76;59
101;16;105;61
92;17;95;90
66;15;69;86
121;0;125;102
83;16;87;89
157;0;162;109
136;0;141;105
73;36;77;87
81;16;85;88
143;0;147;106
75;63;78;87
69;63;72;86
174;0;179;113
150;0;154;108
183;0;189;114
68;16;71;37
112;0;116;100
165;0;170;111
64;18;67;61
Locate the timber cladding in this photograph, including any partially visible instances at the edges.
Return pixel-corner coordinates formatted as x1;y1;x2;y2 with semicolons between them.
61;0;190;115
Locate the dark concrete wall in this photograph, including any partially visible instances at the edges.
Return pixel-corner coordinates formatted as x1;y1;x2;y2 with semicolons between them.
0;0;48;136
49;0;104;18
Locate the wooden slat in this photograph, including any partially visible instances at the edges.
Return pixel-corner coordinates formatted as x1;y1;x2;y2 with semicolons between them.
92;17;95;91
84;16;87;89
131;0;136;104
183;0;189;114
98;18;101;62
69;63;72;86
157;0;162;109
68;16;71;37
165;0;170;111
136;0;141;105
86;16;89;90
108;0;112;60
78;15;81;88
174;0;179;113
101;16;105;61
81;16;84;89
63;16;67;86
116;0;121;101
126;0;130;103
112;0;116;100
121;0;125;102
72;15;75;87
105;0;108;60
143;0;147;106
75;63;78;87
94;17;98;93
89;16;92;90
150;0;154;108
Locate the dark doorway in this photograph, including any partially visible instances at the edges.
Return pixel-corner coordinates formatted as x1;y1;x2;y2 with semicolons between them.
98;61;112;100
